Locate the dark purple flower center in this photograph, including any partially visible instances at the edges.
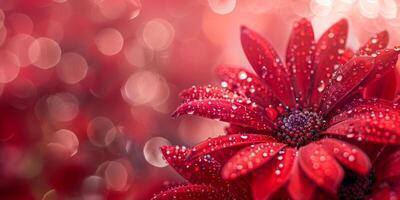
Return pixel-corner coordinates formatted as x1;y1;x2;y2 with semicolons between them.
275;110;324;147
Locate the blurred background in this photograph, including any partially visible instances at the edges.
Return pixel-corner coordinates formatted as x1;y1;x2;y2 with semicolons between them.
0;0;399;199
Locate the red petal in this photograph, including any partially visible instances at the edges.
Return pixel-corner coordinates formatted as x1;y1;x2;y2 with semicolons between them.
328;98;399;125
376;149;400;182
363;70;397;100
359;48;400;94
222;141;286;179
298;143;344;194
217;65;276;107
320;138;371;175
357;31;389;56
189;134;276;159
324;107;400;144
252;148;297;200
310;19;348;108
319;56;374;114
286;18;315;106
241;26;295;107
173;99;273;130
161;146;221;184
287;160;317;200
179;85;246;102
368;185;393;200
151;184;230;200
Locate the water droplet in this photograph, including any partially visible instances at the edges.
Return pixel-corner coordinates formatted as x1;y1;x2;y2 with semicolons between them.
336;75;343;82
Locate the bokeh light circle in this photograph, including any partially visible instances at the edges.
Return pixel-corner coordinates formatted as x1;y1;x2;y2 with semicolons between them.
143;136;171;168
47;92;79;122
56;52;88;84
142;19;175;51
28;37;62;69
208;0;236;15
95;28;124;56
0;50;20;83
87;117;115;147
48;129;79;157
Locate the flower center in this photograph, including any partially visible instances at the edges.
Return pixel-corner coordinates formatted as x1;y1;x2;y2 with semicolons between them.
275;110;324;147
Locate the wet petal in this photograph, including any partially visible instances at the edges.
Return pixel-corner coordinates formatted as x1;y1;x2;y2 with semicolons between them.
179;85;246;102
173;99;273;130
298;143;344;194
189;134;276;159
222;141;286;180
368;185;393;200
241;26;295;107
287;160;317;200
363;70;397;100
376;149;400;182
151;184;230;200
329;98;400;125
359;48;400;94
357;31;389;56
217;65;276;107
252;148;296;200
324;107;400;144
319;56;374;115
320;138;371;175
161;146;222;184
311;19;348;108
286;18;315;106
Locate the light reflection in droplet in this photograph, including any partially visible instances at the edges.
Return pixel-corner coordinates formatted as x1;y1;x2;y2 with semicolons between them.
208;0;236;15
48;129;79;157
47;92;79;122
56;52;88;84
0;50;20;83
28;37;62;69
142;19;175;51
143;136;171;168
95;28;124;56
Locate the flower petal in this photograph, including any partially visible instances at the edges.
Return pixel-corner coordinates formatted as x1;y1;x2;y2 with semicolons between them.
151;184;230;200
298;143;344;194
363;70;397;100
161;146;252;199
217;65;276;107
310;19;348;108
286;18;315;107
357;30;389;56
189;134;276;159
179;85;246;102
252;148;297;200
328;98;400;125
324;108;400;144
241;26;295;107
287;160;317;200
320;138;371;175
222;141;286;180
319;56;374;114
376;149;400;182
173;99;273;130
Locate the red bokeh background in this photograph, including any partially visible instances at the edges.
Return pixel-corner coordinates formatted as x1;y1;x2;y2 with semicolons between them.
0;0;399;199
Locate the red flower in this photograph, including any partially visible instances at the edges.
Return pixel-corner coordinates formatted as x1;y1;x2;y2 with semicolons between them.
155;18;400;200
